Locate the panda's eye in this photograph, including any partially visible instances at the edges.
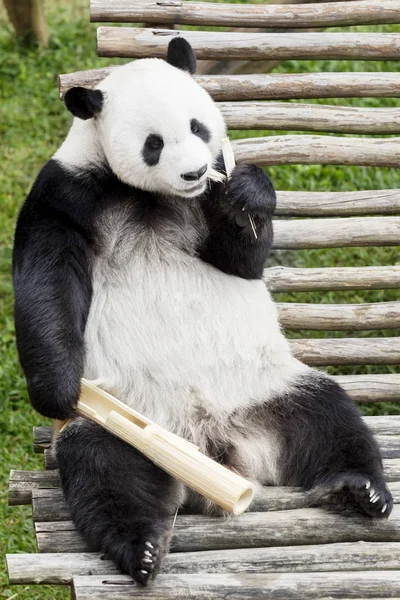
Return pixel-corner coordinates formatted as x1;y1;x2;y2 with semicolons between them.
190;119;211;143
143;134;164;166
147;134;164;150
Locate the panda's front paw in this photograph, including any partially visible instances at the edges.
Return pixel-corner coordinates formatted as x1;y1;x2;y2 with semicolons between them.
224;164;276;226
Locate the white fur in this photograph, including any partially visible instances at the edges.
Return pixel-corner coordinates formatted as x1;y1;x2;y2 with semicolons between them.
57;58;311;483
55;60;226;198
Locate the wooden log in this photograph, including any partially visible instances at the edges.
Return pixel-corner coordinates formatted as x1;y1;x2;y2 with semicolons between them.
9;469;60;505
90;0;400;28
277;301;400;331
272;217;400;249
71;571;400;600
7;541;400;584
219;102;400;134
44;449;57;470
232;135;400;168
33;417;400;455
4;0;49;46
275;190;400;217
29;478;400;522
265;266;400;292
59;70;400;101
97;28;400;61
290;337;400;366
36;505;400;553
334;374;400;403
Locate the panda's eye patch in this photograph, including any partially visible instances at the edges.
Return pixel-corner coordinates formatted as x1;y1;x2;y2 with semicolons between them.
143;134;164;166
190;119;210;143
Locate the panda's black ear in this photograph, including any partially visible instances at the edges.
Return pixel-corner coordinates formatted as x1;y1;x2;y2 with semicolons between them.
167;38;196;75
63;87;104;120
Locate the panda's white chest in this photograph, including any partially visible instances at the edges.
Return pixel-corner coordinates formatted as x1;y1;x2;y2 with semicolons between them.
84;219;297;436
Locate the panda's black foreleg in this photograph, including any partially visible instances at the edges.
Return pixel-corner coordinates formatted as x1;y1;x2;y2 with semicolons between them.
200;163;276;279
56;419;183;585
263;375;393;518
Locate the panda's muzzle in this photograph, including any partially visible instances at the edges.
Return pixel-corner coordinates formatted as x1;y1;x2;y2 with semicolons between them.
181;164;207;182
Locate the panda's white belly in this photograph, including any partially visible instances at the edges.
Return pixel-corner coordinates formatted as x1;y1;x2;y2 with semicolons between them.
84;236;306;437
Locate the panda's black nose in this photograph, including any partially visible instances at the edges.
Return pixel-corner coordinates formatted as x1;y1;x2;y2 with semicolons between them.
181;164;207;182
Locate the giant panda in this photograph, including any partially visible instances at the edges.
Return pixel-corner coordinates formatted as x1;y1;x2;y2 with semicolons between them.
13;38;392;585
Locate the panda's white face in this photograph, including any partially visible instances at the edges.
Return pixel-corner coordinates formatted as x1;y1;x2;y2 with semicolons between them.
96;59;225;198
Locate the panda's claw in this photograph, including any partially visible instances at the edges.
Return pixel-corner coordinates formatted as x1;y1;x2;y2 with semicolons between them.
145;541;154;549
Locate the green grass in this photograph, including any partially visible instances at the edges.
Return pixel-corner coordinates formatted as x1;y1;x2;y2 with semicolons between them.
0;3;399;598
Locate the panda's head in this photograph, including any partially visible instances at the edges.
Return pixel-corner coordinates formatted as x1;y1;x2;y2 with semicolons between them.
63;38;226;198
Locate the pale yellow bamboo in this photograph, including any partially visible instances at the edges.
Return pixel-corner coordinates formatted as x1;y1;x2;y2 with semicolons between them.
76;380;255;515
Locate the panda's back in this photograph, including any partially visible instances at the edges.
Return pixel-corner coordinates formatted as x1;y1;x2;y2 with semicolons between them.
84;201;306;436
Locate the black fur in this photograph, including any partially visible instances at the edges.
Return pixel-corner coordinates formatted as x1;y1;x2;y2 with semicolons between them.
64;87;104;120
248;374;392;518
142;134;164;166
167;37;197;74
56;419;182;585
200;163;276;279
191;118;211;143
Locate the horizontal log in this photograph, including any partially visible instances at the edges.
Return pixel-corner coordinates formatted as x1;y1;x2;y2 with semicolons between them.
290;337;400;366
59;70;400;101
277;301;400;331
275;190;400;217
90;0;400;28
272;217;400;249
31;416;400;458
72;571;400;600
334;374;400;403
35;505;400;553
265;266;400;292
232;135;400;168
7;541;400;584
219;102;400;134
9;469;60;505
97;28;400;61
28;478;400;522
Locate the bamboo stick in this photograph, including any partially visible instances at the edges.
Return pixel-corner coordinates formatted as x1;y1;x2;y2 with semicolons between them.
90;0;400;28
97;28;400;61
76;380;255;515
59;70;400;101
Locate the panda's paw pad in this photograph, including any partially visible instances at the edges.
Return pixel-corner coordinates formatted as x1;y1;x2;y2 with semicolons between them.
342;473;393;519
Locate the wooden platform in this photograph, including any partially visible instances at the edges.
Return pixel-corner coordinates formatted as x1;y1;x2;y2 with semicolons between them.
6;0;400;596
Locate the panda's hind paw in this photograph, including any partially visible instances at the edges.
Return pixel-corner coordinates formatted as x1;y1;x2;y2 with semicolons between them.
345;474;393;519
313;472;393;519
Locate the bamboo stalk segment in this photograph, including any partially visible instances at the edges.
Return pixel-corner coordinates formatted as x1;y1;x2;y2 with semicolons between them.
272;217;400;249
265;266;400;292
219;102;400;134
90;0;400;28
7;541;400;584
97;28;400;61
277;301;400;331
34;505;400;553
77;380;255;515
232;135;400;168
290;337;400;366
59;70;400;101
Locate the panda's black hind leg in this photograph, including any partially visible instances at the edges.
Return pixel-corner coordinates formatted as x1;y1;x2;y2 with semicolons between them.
264;374;393;520
55;418;183;585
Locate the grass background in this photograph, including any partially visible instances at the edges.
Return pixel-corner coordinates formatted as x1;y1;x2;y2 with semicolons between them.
0;1;399;598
